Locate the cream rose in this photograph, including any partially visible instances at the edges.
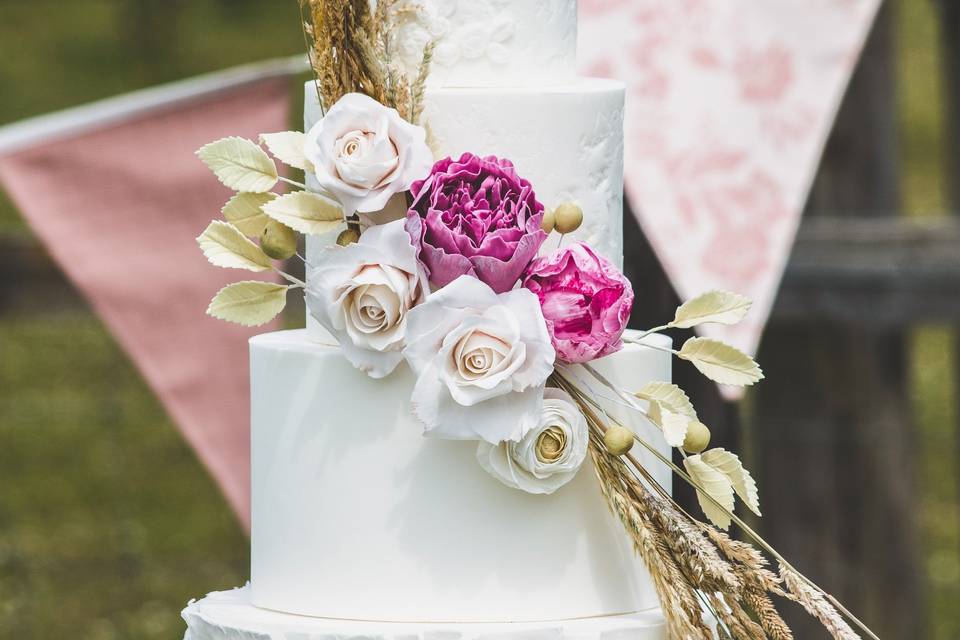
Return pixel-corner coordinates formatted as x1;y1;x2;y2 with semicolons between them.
476;388;588;494
306;220;427;378
403;276;556;443
304;93;433;215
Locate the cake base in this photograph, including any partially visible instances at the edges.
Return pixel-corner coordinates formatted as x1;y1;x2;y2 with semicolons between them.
183;586;667;640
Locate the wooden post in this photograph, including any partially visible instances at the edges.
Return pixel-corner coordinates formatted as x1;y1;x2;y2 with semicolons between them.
756;4;926;636
937;0;960;564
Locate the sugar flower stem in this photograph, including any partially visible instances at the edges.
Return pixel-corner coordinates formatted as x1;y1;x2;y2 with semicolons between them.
622;334;681;357
277;269;306;288
279;176;308;190
553;371;879;640
631;324;670;341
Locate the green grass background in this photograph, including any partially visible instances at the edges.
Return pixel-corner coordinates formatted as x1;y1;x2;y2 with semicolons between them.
0;0;957;638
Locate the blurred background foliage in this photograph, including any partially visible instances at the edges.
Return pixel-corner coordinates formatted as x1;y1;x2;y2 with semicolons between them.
0;0;956;638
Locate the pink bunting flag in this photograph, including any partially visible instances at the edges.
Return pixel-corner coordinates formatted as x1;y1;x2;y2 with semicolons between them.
580;0;880;396
0;60;299;527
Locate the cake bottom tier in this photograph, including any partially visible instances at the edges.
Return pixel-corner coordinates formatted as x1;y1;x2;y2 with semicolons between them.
182;587;667;640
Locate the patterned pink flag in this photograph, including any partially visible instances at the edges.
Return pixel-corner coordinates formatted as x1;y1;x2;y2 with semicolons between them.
0;63;297;526
580;0;880;395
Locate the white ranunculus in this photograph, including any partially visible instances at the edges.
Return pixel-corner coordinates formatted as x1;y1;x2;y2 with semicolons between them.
403;276;556;443
476;388;589;495
306;220;427;378
304;93;434;216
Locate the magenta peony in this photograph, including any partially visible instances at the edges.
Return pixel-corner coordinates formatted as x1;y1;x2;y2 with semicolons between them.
405;153;547;293
522;242;634;364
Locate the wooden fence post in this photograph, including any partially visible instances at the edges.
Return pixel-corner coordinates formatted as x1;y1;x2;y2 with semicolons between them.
751;5;925;640
936;0;960;561
755;4;926;637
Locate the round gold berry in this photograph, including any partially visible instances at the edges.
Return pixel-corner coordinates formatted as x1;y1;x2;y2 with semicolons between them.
259;220;298;260
682;421;711;454
553;202;583;234
603;425;634;456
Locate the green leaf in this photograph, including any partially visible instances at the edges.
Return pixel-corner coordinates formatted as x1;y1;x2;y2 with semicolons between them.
669;290;752;329
207;281;288;326
196;136;278;192
701;448;761;516
262;190;344;235
260;131;309;171
684;454;735;530
678;337;764;386
635;381;697;419
222;192;276;237
196;220;273;272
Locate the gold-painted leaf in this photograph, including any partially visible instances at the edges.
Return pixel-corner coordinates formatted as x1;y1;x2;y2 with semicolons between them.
660;410;689;449
207;281;288;326
196;136;278;192
636;381;697;419
197;220;273;272
701;448;761;516
260;131;309;171
262;190;344;235
678;337;763;386
222;192;276;236
684;454;735;530
670;290;752;329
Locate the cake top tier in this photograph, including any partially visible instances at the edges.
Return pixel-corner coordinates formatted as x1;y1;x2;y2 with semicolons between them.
392;0;577;88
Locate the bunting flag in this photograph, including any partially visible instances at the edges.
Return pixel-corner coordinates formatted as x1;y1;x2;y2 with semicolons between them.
0;57;303;527
580;0;881;397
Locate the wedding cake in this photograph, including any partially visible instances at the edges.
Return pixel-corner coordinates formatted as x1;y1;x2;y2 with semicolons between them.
182;1;803;639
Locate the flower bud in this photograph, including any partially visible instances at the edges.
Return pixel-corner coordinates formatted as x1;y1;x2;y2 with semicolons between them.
541;208;556;233
337;227;361;246
553;202;583;234
682;421;711;454
260;220;297;260
604;425;634;456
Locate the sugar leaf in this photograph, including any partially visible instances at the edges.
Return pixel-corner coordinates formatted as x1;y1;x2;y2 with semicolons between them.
207;281;288;326
701;448;761;516
222;192;275;237
684;454;735;530
262;190;344;235
678;337;764;386
260;131;310;171
196;136;278;192
636;381;697;419
660;409;690;448
197;220;273;272
670;290;752;329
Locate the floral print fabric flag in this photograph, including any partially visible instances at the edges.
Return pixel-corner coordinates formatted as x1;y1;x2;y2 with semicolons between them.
579;0;881;393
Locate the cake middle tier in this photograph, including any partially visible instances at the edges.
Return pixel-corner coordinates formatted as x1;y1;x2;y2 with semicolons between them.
304;80;627;340
249;329;670;623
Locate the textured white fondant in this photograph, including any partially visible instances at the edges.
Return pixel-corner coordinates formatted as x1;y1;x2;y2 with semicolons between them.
249;329;671;623
422;80;626;268
391;0;577;88
183;586;667;639
303;80;627;338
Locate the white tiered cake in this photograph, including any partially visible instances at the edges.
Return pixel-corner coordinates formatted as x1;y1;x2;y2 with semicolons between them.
184;1;670;637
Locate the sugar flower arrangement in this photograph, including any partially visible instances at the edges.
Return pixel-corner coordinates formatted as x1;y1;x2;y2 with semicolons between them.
191;2;878;638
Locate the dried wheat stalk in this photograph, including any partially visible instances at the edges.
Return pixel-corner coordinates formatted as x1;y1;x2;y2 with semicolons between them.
299;0;435;122
554;371;871;640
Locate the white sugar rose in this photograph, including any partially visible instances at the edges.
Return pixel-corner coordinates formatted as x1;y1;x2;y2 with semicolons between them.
403;275;556;443
306;219;427;378
304;92;433;215
477;388;588;495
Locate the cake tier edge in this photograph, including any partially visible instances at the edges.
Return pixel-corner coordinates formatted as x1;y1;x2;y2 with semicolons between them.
183;586;667;640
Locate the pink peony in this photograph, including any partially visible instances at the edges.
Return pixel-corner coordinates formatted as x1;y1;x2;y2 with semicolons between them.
522;243;634;364
405;153;547;293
